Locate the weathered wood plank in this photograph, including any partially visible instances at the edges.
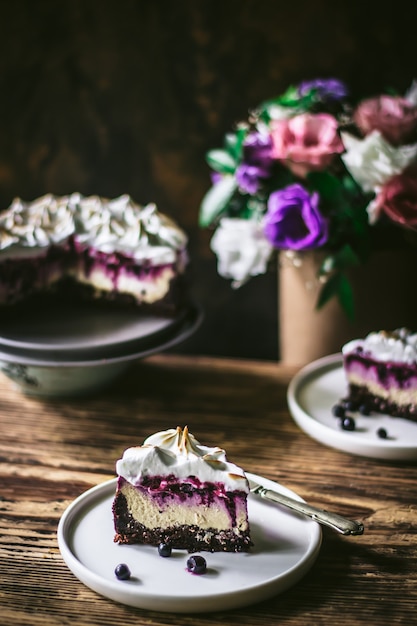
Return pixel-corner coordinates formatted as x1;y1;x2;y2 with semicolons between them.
1;354;416;625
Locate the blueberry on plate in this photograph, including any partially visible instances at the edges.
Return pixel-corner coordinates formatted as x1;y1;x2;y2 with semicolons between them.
340;416;356;431
115;563;131;580
186;554;207;575
158;542;172;557
332;404;345;418
377;427;388;439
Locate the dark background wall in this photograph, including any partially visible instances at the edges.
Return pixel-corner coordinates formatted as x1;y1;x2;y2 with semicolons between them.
0;0;414;360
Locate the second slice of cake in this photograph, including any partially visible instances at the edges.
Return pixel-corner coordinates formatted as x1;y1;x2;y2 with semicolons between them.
112;426;253;552
342;328;417;422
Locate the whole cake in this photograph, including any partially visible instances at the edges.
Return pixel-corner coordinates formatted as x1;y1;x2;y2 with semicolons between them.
0;193;188;313
342;328;417;421
112;426;253;553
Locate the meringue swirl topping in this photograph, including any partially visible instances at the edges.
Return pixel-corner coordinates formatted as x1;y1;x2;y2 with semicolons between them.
0;193;187;265
116;426;249;492
343;328;417;364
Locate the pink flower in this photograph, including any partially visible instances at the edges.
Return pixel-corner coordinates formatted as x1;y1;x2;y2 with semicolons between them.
374;166;417;227
270;113;344;178
354;95;417;146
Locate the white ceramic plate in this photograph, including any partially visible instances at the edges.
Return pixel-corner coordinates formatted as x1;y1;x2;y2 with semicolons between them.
58;474;322;613
288;354;417;461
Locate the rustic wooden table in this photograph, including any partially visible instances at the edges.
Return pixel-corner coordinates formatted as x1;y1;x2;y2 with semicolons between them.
1;353;416;625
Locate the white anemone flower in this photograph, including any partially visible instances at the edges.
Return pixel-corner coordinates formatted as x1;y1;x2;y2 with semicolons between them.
341;130;417;193
210;217;273;288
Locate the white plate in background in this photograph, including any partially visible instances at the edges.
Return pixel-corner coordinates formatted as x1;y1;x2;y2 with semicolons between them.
288;354;417;461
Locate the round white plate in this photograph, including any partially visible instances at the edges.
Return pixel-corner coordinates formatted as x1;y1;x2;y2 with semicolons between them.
288;354;417;461
58;474;322;613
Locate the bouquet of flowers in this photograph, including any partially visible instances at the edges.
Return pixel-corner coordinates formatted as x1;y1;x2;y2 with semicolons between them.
199;78;417;318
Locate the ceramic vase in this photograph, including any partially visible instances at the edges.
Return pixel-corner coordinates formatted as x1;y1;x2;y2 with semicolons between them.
278;248;417;366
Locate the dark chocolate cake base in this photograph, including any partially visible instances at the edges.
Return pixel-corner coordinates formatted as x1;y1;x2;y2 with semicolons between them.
112;492;253;553
346;384;417;422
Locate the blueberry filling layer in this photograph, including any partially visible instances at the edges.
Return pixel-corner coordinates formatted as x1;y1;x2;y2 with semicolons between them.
117;475;247;527
344;354;417;390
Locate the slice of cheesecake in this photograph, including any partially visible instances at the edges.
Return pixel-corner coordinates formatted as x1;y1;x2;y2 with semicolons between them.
112;426;253;552
342;328;417;421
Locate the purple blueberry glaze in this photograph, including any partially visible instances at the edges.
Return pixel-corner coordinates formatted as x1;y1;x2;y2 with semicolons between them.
118;475;247;527
344;354;417;390
0;238;176;290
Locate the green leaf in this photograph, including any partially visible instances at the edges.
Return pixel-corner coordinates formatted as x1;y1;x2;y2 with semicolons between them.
317;246;359;281
206;149;237;174
199;176;238;227
331;244;361;272
272;85;300;106
317;272;355;320
307;172;344;204
225;125;248;161
317;272;338;308
336;274;355;320
259;85;318;120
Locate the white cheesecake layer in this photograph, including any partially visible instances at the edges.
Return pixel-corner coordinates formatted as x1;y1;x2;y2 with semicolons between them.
120;482;249;532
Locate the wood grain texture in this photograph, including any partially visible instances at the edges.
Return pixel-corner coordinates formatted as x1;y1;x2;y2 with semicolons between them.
0;353;416;625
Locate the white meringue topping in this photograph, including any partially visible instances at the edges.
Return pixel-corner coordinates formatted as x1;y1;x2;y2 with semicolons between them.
343;328;417;364
0;193;187;265
116;426;249;492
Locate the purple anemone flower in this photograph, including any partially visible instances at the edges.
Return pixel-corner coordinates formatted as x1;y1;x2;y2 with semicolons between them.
243;131;273;170
235;132;273;194
236;164;265;194
264;183;329;250
298;78;348;102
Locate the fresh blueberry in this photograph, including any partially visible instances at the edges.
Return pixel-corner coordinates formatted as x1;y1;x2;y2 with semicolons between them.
115;563;131;580
186;554;207;575
359;404;371;416
332;404;345;418
377;427;388;439
158;543;172;557
340;416;356;431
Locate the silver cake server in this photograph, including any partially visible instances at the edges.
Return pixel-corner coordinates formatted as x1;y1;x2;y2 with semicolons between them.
248;478;364;536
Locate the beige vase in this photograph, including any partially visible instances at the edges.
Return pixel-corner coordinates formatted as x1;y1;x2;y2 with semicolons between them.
278;248;417;365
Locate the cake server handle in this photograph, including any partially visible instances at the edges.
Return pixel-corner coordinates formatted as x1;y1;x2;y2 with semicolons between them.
248;479;364;536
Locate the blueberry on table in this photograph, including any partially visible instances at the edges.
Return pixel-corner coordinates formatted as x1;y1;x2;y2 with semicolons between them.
158;543;172;557
115;563;131;580
186;555;207;575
